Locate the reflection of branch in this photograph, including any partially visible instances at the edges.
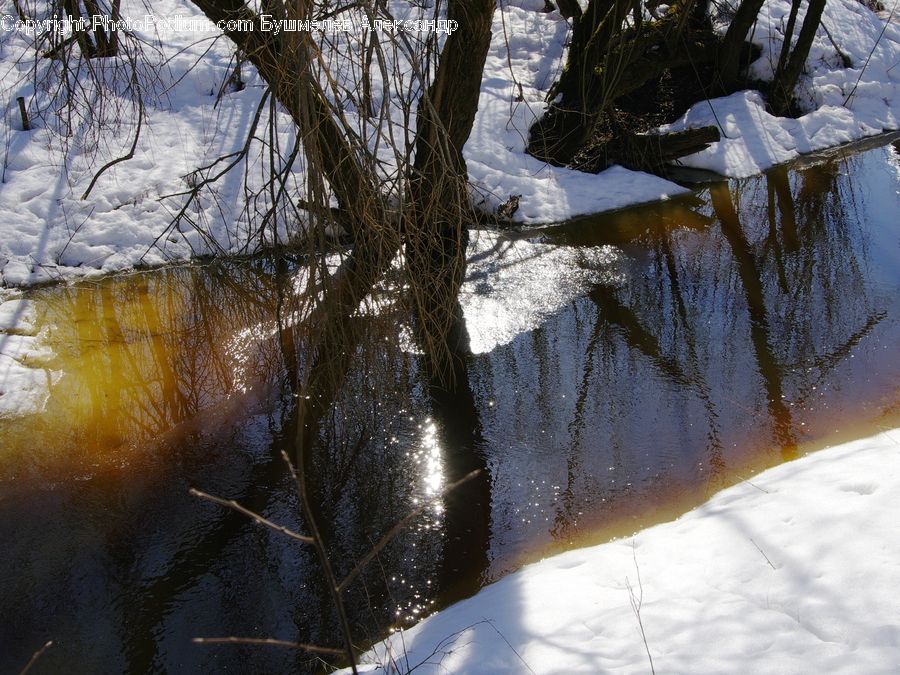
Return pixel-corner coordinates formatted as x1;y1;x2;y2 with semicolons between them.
590;286;692;387
811;312;884;373
791;311;886;406
189;449;480;670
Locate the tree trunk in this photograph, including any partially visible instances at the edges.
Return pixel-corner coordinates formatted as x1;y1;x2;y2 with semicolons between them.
718;0;766;85
189;0;378;223
556;0;583;19
769;0;827;115
408;0;496;382
611;126;721;172
774;0;802;79
526;0;623;165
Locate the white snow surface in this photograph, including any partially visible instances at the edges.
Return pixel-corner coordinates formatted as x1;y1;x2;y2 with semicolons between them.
663;0;900;176
350;427;900;674
1;0;896;285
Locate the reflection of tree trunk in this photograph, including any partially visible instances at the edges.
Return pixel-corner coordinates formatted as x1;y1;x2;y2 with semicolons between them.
769;168;800;252
710;184;797;457
557;300;607;538
428;357;492;606
765;171;791;294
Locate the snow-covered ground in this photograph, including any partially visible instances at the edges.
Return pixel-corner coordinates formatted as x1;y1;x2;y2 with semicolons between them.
350;426;900;674
1;0;898;286
663;0;900;176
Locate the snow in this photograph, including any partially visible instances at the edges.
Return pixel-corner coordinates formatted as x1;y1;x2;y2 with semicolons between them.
2;0;896;285
350;427;900;674
664;0;900;176
464;3;688;222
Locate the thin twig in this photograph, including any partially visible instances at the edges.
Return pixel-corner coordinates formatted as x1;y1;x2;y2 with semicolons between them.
750;537;777;570
843;2;895;106
188;487;314;544
19;640;53;675
288;441;360;674
81;69;144;200
484;619;537;675
627;542;655;675
735;473;770;493
337;469;481;594
192;636;343;655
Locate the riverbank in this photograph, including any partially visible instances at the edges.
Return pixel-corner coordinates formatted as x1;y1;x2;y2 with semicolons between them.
1;0;898;286
350;426;900;673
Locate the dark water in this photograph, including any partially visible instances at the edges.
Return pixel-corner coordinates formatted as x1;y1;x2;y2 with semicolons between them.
1;139;898;673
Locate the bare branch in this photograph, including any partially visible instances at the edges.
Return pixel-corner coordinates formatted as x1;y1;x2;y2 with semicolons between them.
338;469;482;594
188;487;314;544
192;636;343;655
19;640;53;675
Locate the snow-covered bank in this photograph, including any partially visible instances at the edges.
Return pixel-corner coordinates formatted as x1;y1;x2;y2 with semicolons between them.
351;427;900;673
1;0;898;286
662;0;900;176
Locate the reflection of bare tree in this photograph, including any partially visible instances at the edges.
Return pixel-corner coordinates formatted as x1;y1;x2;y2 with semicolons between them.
425;361;492;608
273;244;492;646
480;151;890;553
710;182;798;457
18;262;288;470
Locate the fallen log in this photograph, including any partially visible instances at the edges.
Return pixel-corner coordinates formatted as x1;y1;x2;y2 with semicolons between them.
610;125;721;172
